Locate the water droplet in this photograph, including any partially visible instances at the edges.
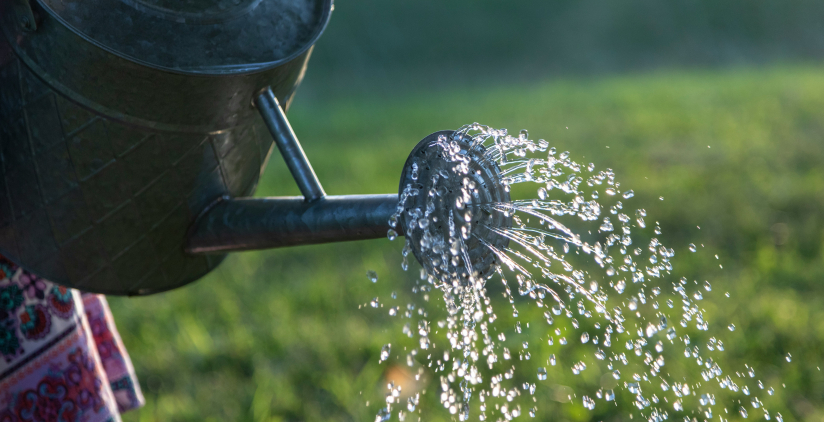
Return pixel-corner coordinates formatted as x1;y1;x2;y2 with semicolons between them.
703;280;712;291
785;353;792;362
549;354;556;366
739;406;748;418
367;270;378;283
537;367;547;380
728;324;735;331
580;332;590;343
370;297;379;308
537;187;547;200
605;389;615;401
418;218;429;229
655;341;664;353
379;344;391;363
622;190;634;199
387;229;397;241
688;243;696;252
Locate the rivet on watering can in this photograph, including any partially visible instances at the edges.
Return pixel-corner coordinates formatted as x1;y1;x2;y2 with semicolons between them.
13;0;38;32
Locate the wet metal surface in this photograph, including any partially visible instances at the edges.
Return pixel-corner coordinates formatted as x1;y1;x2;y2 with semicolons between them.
398;131;512;282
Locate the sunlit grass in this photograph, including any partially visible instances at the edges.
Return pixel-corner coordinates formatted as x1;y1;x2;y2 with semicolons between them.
116;64;824;422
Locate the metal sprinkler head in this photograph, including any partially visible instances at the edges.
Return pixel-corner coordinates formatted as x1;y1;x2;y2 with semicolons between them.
398;131;512;285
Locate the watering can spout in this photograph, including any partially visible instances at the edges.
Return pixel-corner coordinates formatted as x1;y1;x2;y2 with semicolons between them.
185;194;401;254
185;88;402;254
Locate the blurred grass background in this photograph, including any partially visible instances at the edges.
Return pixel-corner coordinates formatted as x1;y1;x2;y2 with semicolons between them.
113;1;824;421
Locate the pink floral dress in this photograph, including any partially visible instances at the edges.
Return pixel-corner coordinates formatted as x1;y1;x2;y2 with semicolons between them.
0;254;143;421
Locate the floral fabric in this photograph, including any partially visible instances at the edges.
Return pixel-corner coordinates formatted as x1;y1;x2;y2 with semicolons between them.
0;255;144;421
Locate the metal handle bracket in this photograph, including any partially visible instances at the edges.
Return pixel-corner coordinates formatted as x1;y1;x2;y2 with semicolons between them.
183;87;405;255
255;87;325;202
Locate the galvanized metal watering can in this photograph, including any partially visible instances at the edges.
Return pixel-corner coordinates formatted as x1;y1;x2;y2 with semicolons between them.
0;0;510;295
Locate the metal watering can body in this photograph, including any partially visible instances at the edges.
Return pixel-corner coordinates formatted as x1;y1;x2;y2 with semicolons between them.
0;0;402;295
0;0;509;296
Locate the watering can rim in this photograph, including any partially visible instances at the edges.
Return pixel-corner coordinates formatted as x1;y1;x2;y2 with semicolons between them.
26;0;333;76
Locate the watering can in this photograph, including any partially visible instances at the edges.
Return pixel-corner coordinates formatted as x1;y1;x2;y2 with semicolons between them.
0;0;510;295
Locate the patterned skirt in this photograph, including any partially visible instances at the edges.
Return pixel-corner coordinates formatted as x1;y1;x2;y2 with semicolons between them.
0;254;144;421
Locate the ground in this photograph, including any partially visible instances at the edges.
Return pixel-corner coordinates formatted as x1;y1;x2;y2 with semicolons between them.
113;65;824;422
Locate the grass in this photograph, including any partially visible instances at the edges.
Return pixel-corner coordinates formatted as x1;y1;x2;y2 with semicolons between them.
114;64;824;421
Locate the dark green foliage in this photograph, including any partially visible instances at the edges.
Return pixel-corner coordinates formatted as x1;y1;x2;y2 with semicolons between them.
304;0;824;100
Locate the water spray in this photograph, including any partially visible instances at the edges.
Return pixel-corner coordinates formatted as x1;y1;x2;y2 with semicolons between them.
0;1;789;420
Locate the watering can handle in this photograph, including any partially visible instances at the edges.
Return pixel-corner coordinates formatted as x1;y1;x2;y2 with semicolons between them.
254;87;326;202
184;87;402;254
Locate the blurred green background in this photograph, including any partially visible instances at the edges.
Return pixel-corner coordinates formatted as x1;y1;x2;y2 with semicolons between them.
114;1;824;421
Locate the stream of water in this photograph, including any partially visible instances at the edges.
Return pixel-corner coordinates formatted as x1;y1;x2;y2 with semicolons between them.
373;124;781;422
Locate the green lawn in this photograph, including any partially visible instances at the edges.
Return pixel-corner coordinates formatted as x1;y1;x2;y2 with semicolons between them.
114;65;824;422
